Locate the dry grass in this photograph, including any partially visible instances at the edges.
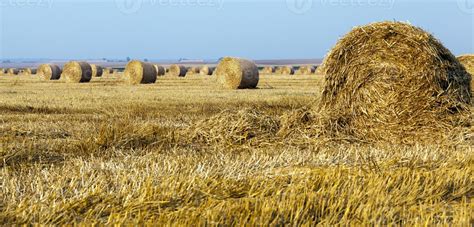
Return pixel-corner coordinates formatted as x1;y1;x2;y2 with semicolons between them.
0;73;472;225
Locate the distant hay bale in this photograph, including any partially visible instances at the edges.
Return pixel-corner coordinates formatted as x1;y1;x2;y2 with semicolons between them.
296;66;315;75
123;60;157;84
103;67;113;75
457;54;474;89
169;64;187;77
186;67;199;76
8;68;19;75
61;61;93;83
275;67;283;74
280;66;295;75
261;66;275;74
199;65;215;76
0;68;5;75
153;64;166;76
215;57;259;89
91;64;104;77
320;21;471;143
37;64;62;80
25;68;37;75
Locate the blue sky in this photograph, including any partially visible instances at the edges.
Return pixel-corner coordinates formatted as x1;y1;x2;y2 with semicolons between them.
0;0;472;60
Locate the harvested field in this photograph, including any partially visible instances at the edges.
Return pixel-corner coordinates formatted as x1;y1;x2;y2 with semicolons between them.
0;72;472;225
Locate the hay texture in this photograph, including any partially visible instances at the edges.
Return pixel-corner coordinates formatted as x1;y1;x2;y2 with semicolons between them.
169;65;187;77
8;68;19;75
124;60;157;84
153;65;166;76
91;64;104;77
37;64;62;80
320;21;471;143
315;65;325;75
457;54;474;89
215;57;259;89
61;61;93;83
199;65;215;76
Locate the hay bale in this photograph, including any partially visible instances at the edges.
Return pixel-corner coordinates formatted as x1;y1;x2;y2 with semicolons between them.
37;64;62;80
61;61;93;83
103;67;113;76
199;65;215;76
8;68;19;75
0;68;5;75
280;66;295;75
215;57;259;89
25;68;37;75
457;54;474;89
169;64;187;77
261;66;275;74
186;67;199;76
123;60;157;84
153;64;166;76
296;66;315;75
91;64;104;77
275;67;283;75
320;21;471;143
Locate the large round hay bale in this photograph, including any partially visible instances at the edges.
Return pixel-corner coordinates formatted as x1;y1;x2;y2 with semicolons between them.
320;21;471;142
8;68;19;75
123;60;157;84
457;54;474;89
169;64;187;77
61;61;93;83
37;64;62;80
215;57;259;89
91;64;104;77
153;64;166;76
0;68;5;75
199;65;215;76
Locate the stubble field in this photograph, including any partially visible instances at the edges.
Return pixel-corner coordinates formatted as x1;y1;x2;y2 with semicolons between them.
0;73;472;225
